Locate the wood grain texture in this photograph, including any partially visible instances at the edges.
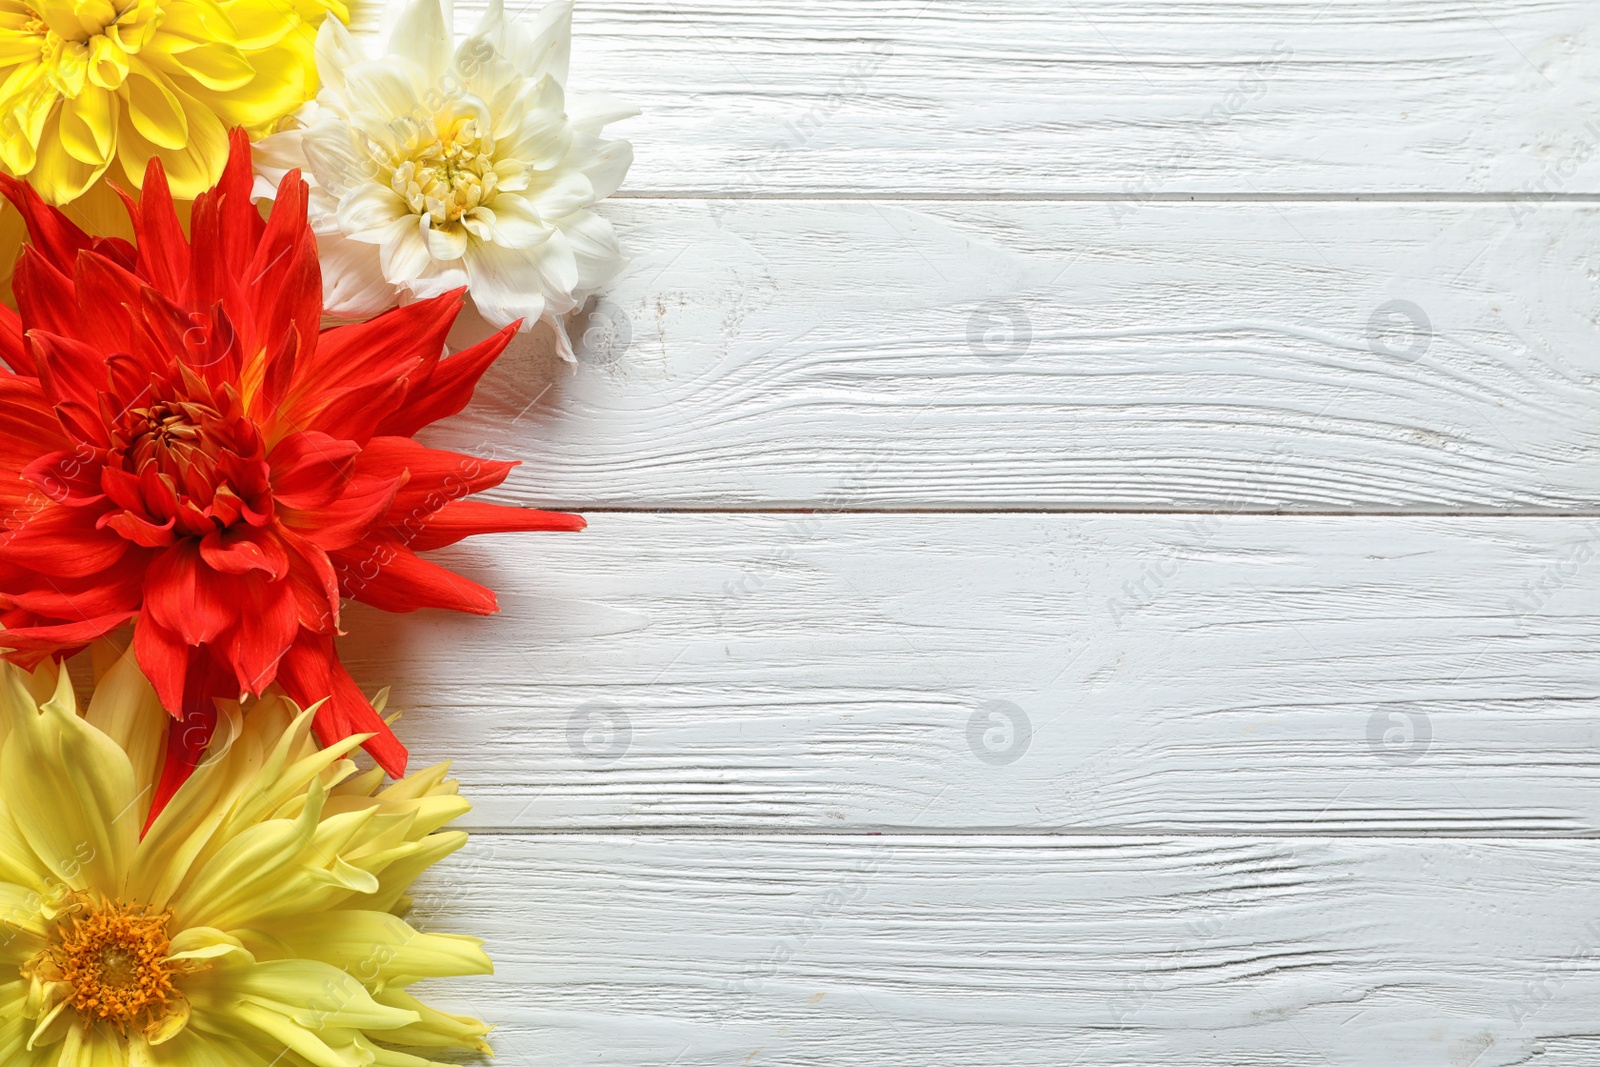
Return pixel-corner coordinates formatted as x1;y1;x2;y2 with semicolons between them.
339;513;1600;835
401;833;1600;1067
431;199;1600;512
332;7;1600;1063
342;0;1600;196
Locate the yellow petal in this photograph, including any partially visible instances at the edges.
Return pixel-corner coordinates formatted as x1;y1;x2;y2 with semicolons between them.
0;882;48;940
157;40;255;92
125;702;243;911
114;75;228;197
123;64;188;149
0;979;47;1064
58;88;114;165
368;987;493;1053
211;0;293;50
86;33;128;90
167;925;254;964
0;668;136;892
83;645;168;816
170;776;331;929
0;796;48;899
203;959;420;1031
257;910;492;986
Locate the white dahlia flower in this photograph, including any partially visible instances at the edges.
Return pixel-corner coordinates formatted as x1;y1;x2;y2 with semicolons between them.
253;0;635;358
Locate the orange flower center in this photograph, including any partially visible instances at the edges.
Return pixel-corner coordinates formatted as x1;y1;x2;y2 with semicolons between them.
101;388;274;539
124;399;220;478
45;898;176;1029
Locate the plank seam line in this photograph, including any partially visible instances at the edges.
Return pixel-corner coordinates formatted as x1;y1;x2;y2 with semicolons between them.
461;828;1600;840
611;191;1600;204
530;507;1600;518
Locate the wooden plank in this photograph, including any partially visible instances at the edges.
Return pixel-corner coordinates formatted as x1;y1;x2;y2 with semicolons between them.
341;0;1600;196
339;513;1600;835
433;199;1600;511
404;833;1600;1066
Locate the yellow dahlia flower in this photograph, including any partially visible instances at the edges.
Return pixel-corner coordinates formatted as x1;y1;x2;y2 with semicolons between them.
0;0;345;204
0;650;493;1065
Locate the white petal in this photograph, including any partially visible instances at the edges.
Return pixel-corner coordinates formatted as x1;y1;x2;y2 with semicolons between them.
468;0;504;38
337;184;410;239
521;0;573;83
318;234;401;318
483;196;552;249
342;63;426;136
379;216;435;284
492;77;570;169
250;127;306;200
406;256;471;299
547;311;577;362
566;90;640;131
577;136;632;199
556;208;626;291
535;227;580;306
528;167;594;219
463;240;547;328
299;123;371;201
457;36;519;101
422;218;469;260
387;0;452;84
314;16;364;95
474;0;571;84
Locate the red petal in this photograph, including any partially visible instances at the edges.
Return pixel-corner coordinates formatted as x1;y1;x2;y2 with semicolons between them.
0;172;95;272
377;320;516;438
6;566;143;619
186;130;262;322
199;524;289;577
23;448;102;506
116;162;189;297
353;437;517;519
28;331;112;431
71;252;141;354
406;499;586;551
132;610;188;713
292;289;462;410
267;431;361;510
276;631;409;777
0;378;63;509
339;542;498;615
145;541;229;644
99;509;177;549
0;611;135;654
0;502;129;577
0;303;27;375
272;539;337;638
295;378;408;446
224;583;298;695
13;252;82;352
145;649;236;829
278;472;402;552
243;170;320;373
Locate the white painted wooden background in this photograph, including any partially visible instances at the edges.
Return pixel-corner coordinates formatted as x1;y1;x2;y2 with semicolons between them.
342;3;1600;1064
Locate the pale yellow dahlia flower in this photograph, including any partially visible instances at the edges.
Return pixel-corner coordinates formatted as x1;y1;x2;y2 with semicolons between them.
0;650;493;1066
0;0;346;204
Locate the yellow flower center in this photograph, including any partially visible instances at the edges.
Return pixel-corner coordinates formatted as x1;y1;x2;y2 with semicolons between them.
24;0;161;95
42;897;176;1031
388;114;499;226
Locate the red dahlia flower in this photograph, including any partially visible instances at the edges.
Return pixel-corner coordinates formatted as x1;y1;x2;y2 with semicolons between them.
0;129;583;818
